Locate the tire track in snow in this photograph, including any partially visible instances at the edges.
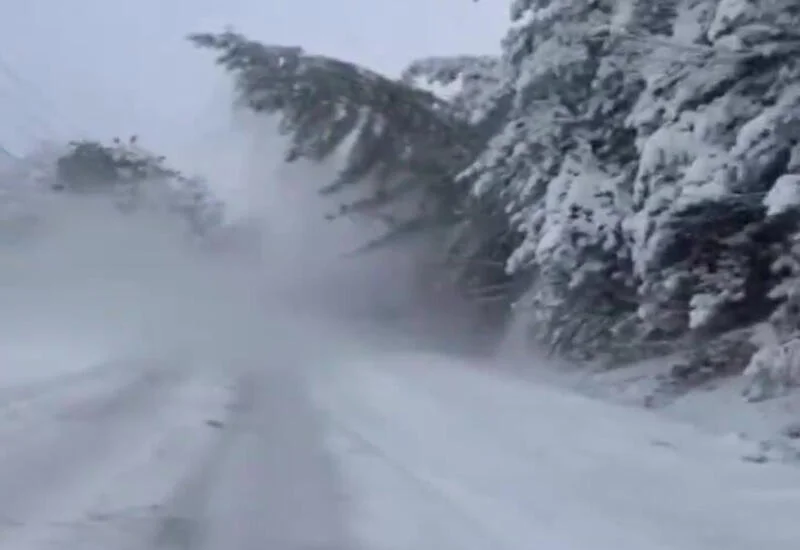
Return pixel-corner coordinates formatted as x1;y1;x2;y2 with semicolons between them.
0;362;188;544
321;410;512;550
150;372;255;549
12;370;238;550
158;367;356;550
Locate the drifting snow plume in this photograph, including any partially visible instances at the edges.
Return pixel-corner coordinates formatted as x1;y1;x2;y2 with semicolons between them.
0;191;277;371
202;114;482;351
0;114;483;389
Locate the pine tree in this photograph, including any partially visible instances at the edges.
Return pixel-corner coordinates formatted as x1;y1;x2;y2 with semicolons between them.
627;0;800;343
458;0;645;357
189;31;480;239
190;4;800;367
191;30;519;325
55;137;225;236
400;54;506;126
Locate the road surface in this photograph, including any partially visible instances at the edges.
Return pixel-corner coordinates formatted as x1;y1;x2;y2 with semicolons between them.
0;340;799;549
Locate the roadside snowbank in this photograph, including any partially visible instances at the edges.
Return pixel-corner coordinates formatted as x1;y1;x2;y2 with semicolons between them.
495;352;800;465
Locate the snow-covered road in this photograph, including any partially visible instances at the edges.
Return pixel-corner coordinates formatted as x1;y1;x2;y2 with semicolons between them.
0;353;354;550
313;351;800;550
0;343;799;549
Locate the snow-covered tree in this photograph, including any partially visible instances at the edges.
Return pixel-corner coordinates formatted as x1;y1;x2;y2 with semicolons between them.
456;0;647;357
457;0;800;364
55;137;224;236
191;30;519;328
190;31;480;240
627;0;800;344
190;3;800;372
400;54;506;127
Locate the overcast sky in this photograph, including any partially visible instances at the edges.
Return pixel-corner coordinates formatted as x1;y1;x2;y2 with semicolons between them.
0;0;508;160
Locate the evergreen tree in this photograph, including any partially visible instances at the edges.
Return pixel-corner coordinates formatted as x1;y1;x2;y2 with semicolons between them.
191;30;519;322
55;137;224;236
627;0;800;344
191;3;800;372
189;31;479;235
459;0;644;357
400;54;506;126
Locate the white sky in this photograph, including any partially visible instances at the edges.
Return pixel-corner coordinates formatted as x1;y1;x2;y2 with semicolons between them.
0;0;508;159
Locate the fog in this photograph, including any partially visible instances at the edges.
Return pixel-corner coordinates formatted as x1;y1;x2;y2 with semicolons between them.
0;1;510;377
0;110;459;386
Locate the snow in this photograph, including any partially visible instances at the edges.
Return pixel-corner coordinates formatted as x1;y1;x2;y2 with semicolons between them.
0;340;114;389
764;174;800;215
496;350;800;464
2;149;800;549
688;292;718;328
0;362;235;550
744;338;800;402
315;351;800;550
708;0;755;41
0;257;799;550
672;1;712;44
411;78;464;103
3;259;800;550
